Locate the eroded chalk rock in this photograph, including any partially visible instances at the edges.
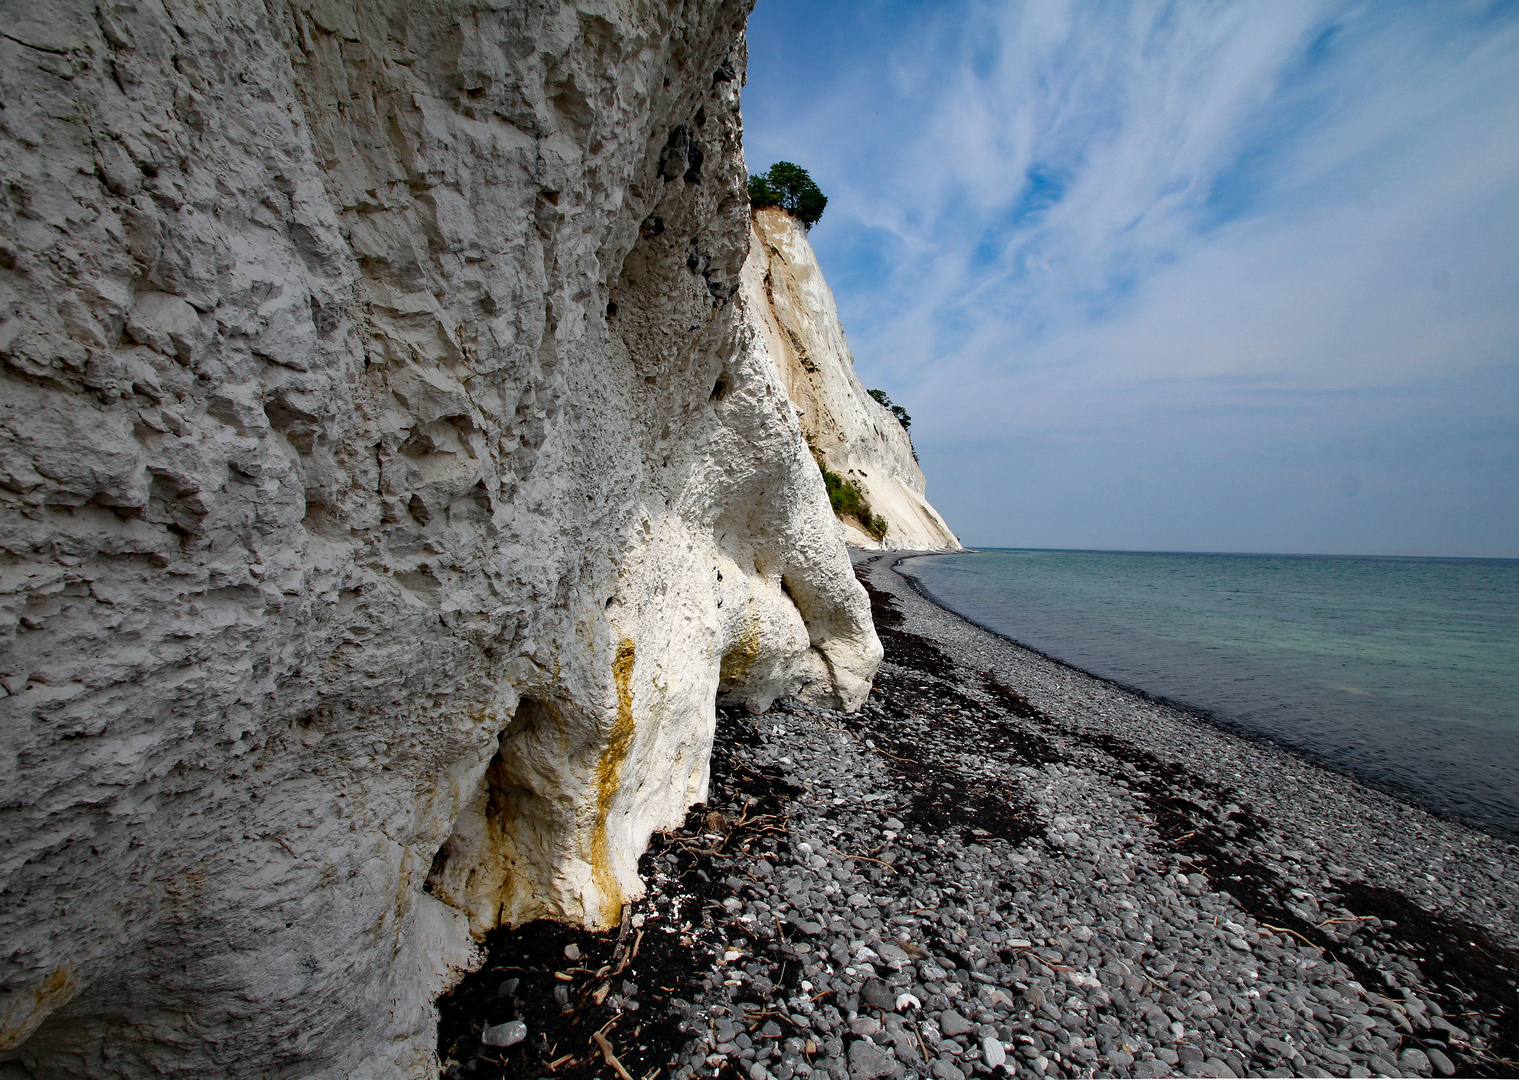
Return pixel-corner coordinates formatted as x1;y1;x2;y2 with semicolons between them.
742;208;960;550
0;1;877;1075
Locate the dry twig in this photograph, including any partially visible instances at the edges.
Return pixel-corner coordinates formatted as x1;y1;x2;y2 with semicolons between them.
1261;923;1324;952
591;1031;635;1080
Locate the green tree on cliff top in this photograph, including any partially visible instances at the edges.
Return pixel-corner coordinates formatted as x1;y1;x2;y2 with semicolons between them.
748;161;827;230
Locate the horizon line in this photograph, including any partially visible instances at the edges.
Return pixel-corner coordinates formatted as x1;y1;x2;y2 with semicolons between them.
951;545;1519;563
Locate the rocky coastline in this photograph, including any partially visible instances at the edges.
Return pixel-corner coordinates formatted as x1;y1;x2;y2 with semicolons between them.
439;552;1519;1080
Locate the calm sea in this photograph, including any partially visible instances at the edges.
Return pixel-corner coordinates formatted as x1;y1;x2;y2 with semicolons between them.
898;549;1519;836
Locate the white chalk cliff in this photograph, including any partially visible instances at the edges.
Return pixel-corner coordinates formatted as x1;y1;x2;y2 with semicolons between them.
0;1;882;1076
743;208;960;551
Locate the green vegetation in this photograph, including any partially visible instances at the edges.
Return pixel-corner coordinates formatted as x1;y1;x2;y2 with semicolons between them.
807;438;888;542
748;161;828;230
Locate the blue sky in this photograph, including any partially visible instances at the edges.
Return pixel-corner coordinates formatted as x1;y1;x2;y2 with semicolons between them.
742;0;1519;557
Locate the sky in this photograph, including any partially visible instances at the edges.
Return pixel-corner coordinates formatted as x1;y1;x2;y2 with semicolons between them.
741;0;1519;558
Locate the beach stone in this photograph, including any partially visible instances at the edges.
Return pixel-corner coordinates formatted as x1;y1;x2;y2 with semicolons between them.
1259;1035;1293;1058
939;1010;973;1037
981;1037;1007;1069
848;1038;898;1080
862;979;898;1011
1423;1046;1454;1076
1399;1047;1431;1073
931;1057;966;1080
481;1020;527;1048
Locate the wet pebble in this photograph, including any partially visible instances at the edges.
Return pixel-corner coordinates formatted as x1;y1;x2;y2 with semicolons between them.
480;1020;526;1048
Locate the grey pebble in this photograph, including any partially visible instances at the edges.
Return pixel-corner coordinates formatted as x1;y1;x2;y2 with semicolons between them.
860;979;896;1012
1425;1046;1456;1076
937;1010;971;1038
1399;1047;1431;1073
929;1057;965;1080
980;1036;1005;1069
847;1038;896;1080
480;1020;526;1048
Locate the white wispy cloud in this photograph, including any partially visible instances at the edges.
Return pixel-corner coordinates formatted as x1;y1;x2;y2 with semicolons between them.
743;0;1519;555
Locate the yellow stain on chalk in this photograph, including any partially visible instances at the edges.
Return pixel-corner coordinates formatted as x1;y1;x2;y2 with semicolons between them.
719;599;763;689
589;638;637;927
0;966;77;1052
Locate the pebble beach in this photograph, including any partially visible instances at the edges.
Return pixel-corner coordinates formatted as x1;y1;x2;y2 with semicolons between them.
438;552;1519;1080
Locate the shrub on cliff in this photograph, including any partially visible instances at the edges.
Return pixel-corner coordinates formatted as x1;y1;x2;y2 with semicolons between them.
821;466;865;521
807;438;888;542
749;161;827;230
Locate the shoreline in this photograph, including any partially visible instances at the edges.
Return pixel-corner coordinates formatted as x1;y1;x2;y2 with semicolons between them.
863;551;1519;1064
890;549;1239;725
868;548;1519;940
439;551;1519;1080
884;551;1517;845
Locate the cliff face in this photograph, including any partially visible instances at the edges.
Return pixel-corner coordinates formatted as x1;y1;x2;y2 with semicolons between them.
0;2;879;1076
742;209;960;551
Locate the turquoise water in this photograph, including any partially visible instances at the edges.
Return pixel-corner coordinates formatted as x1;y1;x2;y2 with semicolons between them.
899;549;1519;835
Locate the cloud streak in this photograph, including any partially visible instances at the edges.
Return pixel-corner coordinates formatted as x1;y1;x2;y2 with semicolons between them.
743;0;1519;556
